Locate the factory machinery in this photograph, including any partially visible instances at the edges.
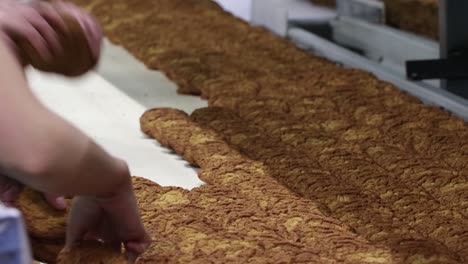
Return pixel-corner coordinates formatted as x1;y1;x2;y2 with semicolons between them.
252;0;468;120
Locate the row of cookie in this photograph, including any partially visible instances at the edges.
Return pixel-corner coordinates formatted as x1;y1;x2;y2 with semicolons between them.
192;104;467;257
139;108;398;263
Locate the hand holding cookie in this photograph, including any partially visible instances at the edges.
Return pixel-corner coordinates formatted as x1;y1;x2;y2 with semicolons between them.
66;161;151;263
0;0;102;76
0;0;61;63
34;0;103;76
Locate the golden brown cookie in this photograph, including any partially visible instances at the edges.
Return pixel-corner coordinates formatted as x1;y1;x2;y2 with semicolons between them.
140;107;467;263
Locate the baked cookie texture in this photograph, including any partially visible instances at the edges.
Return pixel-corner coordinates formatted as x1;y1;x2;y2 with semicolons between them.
21;0;468;263
140;108;467;263
384;0;439;39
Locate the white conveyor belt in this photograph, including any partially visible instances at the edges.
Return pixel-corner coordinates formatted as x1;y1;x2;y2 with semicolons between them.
27;40;206;190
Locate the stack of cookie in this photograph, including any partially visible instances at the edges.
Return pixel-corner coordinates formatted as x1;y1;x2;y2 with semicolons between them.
18;0;467;263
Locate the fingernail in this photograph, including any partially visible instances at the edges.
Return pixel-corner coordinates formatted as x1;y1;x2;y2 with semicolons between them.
55;197;67;209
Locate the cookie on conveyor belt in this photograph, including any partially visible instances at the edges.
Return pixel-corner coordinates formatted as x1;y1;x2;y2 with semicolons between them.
141;107;466;263
15;188;71;240
56;241;127;264
17;10;98;76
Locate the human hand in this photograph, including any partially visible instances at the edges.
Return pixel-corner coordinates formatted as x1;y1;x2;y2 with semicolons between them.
65;161;151;262
0;172;67;210
0;0;102;75
41;1;103;67
0;0;63;62
49;1;103;60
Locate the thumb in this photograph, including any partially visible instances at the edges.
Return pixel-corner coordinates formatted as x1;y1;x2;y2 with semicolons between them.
43;193;67;210
124;231;151;262
125;240;150;263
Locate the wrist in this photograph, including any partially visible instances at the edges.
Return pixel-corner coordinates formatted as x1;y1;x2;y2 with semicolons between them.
92;172;135;217
68;160;133;216
95;159;132;200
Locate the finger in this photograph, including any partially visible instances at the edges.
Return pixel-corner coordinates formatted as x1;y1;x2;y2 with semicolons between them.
53;1;102;60
4;20;52;61
65;217;87;249
81;15;102;60
66;197;101;248
124;235;151;262
25;10;62;57
34;2;67;33
125;241;147;256
97;219;123;250
11;5;55;61
43;194;67;210
82;220;108;242
125;241;150;263
52;1;83;19
0;176;23;205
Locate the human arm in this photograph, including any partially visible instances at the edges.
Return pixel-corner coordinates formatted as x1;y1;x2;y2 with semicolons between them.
0;1;149;260
0;37;126;197
0;0;101;209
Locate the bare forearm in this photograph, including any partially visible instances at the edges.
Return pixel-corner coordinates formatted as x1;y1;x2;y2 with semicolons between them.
7;114;128;196
0;39;128;197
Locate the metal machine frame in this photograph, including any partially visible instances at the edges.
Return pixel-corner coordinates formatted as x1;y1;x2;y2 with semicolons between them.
439;0;468;97
406;1;468;98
